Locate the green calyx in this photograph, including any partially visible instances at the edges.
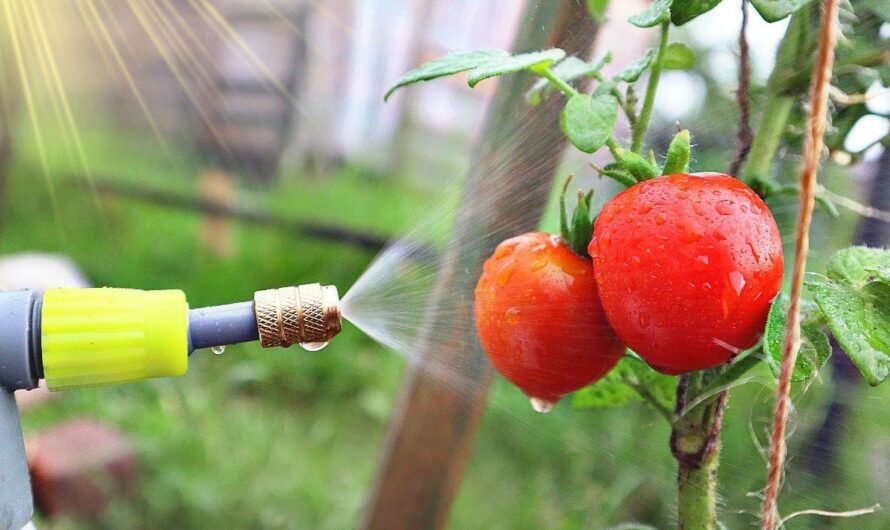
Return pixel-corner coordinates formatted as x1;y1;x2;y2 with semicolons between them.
559;176;595;258
663;129;691;174
614;148;659;181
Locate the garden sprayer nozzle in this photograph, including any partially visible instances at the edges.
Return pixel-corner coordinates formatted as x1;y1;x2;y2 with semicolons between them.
254;284;341;348
0;284;342;392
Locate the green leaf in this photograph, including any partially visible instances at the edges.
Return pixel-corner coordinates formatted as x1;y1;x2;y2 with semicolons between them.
526;53;612;105
662;42;696;70
617;49;656;82
627;357;678;410
865;264;890;283
572;356;677;411
663;129;691;174
467;49;566;87
560;94;619;153
615;148;659;181
763;295;832;382
671;0;723;25
572;362;637;409
629;0;672;27
825;246;890;286
385;50;508;100
700;351;763;396
587;0;611;21
807;273;890;386
750;0;816;22
593;79;618;97
384;48;565;100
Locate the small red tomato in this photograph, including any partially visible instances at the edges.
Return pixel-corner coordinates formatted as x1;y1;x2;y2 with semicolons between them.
475;232;624;411
590;173;783;374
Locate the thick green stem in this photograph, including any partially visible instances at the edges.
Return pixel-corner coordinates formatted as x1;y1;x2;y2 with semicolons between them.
672;373;726;530
739;7;817;185
740;94;794;184
631;20;669;153
678;443;720;530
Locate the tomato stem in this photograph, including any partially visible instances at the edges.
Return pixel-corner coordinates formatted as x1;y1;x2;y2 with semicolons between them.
605;136;622;160
740;94;795;183
539;66;579;98
631;20;669;154
623;377;673;422
672;372;725;530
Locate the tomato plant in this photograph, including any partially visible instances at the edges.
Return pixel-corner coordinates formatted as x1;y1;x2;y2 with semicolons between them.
386;0;889;528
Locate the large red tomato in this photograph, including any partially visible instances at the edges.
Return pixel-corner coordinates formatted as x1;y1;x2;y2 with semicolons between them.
475;232;624;411
590;173;783;374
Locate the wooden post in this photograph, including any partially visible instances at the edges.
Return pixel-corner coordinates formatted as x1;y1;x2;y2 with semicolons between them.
198;169;237;257
361;3;600;529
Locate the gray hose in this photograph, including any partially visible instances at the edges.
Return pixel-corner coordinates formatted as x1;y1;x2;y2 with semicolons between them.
0;291;39;391
188;301;259;353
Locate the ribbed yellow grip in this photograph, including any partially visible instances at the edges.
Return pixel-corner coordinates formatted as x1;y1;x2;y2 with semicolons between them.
41;288;189;390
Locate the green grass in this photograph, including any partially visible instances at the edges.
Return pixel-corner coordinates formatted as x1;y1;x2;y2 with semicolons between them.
7;123;890;529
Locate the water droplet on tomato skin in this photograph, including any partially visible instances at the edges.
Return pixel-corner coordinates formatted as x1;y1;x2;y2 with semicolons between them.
696;255;710;265
529;397;556;414
728;271;747;296
715;200;734;215
746;238;761;261
497;267;514;287
638;313;651;328
655;213;667;225
506;307;520;325
681;226;702;243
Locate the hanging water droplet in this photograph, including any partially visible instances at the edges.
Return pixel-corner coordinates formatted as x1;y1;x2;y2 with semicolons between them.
211;345;226;355
529;397;555;414
300;341;329;352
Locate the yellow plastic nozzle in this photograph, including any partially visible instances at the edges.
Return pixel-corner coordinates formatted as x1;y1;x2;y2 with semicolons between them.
41;288;189;390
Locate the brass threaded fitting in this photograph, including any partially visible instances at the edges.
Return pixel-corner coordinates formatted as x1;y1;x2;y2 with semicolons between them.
254;283;341;348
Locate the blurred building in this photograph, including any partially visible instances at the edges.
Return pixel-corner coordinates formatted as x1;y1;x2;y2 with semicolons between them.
49;0;528;182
